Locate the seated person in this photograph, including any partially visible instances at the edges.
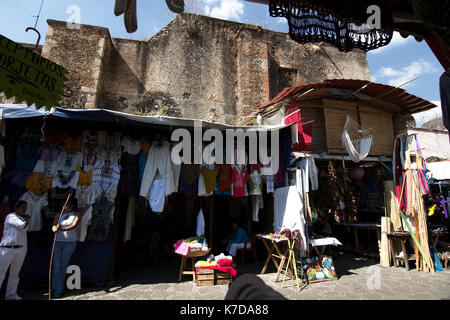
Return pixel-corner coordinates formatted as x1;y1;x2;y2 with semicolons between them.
221;220;250;257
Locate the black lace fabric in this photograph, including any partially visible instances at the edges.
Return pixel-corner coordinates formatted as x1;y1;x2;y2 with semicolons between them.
269;0;394;52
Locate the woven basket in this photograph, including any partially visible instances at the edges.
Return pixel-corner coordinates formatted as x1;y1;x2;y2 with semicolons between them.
185;247;211;258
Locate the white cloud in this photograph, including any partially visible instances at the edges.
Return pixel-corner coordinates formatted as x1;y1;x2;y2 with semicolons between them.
413;100;442;127
369;32;414;55
202;0;245;21
375;59;438;87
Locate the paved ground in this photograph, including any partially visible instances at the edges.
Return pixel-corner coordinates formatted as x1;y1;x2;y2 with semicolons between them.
20;252;450;300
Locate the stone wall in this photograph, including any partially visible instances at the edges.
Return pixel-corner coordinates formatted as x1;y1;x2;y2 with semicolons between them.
2;14;371;124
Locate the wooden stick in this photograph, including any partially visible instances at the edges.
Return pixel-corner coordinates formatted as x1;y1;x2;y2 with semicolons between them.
48;193;72;300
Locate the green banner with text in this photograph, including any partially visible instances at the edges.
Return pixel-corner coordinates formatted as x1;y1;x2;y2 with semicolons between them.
0;34;68;109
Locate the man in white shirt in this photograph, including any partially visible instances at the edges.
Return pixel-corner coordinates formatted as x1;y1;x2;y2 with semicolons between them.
0;200;29;300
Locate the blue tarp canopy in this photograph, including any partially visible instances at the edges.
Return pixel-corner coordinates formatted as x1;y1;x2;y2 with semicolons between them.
0;104;288;130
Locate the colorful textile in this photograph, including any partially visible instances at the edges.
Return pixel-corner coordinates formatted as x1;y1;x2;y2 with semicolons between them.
63;136;82;154
196;266;237;277
217;164;232;193
26;172;52;196
231;165;248;197
75;167;93;186
20;191;48;232
200;165;219;195
92;160;121;202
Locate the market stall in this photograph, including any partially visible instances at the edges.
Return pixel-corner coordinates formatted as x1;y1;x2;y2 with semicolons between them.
0;104;293;288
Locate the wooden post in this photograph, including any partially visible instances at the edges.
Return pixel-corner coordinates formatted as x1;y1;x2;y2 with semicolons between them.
380;217;391;267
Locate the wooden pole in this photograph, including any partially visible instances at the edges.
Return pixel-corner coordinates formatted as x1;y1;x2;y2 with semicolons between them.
48;193;72;300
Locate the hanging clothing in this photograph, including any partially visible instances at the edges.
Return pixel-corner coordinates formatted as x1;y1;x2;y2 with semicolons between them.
217;164;232;193
19;191;48;232
56;152;83;171
75;167;93;186
178;178;198;193
52;170;80;189
180;164;200;186
123;197;135;242
199;165;218;196
33;159;58;177
76;206;92;242
76;184;100;208
121;135;141;155
96;131;122;162
251;195;264;222
81;130;98;172
117;152;140;197
148;179;166;213
63;136;82;155
231;165;248;197
249;170;262;195
43;127;65;145
138;153;147;181
139;141;174;199
139;137;151;156
92;160;121;202
46;188;75;219
25;172;53;196
38;144;61;162
214;180;230;195
273;186;308;256
87;196;114;242
196;208;205;237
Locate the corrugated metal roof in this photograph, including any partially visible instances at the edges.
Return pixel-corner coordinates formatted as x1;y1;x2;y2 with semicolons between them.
257;79;438;114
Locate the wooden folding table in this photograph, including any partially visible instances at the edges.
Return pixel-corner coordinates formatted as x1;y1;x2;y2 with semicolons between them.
257;234;293;282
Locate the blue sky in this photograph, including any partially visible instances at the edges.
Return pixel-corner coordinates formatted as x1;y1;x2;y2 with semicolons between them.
0;0;444;126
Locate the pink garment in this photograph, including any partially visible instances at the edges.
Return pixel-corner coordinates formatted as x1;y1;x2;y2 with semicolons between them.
174;241;189;256
231;166;248;198
39;145;61;162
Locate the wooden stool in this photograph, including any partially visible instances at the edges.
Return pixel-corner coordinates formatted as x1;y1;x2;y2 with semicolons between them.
387;232;414;271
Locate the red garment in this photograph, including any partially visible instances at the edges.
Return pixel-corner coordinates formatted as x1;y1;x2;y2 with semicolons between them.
284;99;313;151
249;163;261;174
196;266;237;277
231;166;248;197
217;259;233;267
217;164;232;193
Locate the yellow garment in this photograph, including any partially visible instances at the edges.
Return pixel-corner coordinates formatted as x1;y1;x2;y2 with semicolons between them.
139;137;151;156
75;167;93;186
428;204;436;216
64;136;82;154
197;261;217;267
201;166;219;194
26;172;52;196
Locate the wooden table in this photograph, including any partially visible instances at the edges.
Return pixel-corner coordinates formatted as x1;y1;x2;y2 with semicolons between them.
308;237;342;258
257;235;293;282
387;232;415;271
337;222;381;254
178;248;211;282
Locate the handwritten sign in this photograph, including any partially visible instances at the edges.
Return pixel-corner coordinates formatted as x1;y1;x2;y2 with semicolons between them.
0;34;68;109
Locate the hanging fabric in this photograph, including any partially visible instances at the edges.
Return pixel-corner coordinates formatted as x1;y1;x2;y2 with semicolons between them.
342;115;372;163
196;208;205;237
268;0;393;52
